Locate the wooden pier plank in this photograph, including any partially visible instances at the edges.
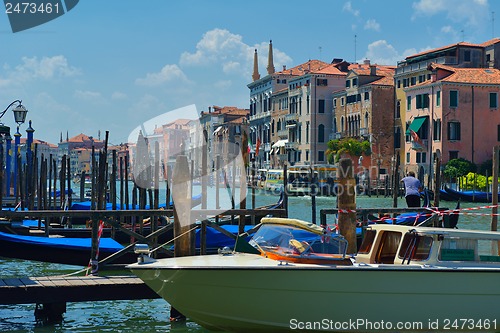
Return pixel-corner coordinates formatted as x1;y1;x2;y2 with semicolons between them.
0;275;159;305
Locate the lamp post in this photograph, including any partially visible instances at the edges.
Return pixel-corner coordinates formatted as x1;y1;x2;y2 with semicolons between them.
0;100;28;199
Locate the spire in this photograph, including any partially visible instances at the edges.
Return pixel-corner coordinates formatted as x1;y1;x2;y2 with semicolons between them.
267;39;275;75
252;49;260;81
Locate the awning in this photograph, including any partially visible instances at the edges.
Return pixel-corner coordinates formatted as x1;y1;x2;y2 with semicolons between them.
213;126;222;135
272;139;288;148
405;116;427;135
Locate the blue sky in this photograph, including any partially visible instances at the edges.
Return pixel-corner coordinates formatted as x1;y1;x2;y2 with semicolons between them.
0;0;498;145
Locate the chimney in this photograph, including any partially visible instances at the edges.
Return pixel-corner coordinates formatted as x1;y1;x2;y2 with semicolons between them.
267;40;275;74
252;49;260;81
364;59;371;65
283;65;287;71
370;65;376;76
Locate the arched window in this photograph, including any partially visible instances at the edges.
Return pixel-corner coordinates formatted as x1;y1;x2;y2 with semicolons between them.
318;124;325;143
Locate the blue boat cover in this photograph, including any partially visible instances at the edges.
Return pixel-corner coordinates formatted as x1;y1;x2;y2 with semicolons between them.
0;231;124;252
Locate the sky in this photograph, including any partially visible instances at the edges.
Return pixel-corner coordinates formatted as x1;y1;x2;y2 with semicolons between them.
0;0;498;146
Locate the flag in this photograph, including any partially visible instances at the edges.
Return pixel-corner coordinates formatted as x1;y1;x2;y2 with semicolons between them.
247;137;254;153
255;137;261;155
410;129;425;151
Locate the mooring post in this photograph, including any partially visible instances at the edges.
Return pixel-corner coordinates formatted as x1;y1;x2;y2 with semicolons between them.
491;146;499;233
433;150;441;208
171;154;193;322
392;154;400;208
337;158;357;254
310;167;316;224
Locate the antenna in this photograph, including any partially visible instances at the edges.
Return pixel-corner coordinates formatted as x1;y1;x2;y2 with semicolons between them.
493;11;495;38
319;46;322;61
354;34;357;63
461;29;464;41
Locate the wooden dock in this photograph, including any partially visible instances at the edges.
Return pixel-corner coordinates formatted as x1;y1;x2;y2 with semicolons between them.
0;274;160;322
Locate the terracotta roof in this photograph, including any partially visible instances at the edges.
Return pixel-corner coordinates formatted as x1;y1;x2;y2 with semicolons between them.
371;76;395;86
66;133;99;143
406;41;482;60
20;138;58;148
275;59;330;76
430;63;500;84
480;37;500;47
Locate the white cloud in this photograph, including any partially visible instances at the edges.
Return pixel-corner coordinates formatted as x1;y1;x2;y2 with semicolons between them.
214;80;232;90
343;1;360;16
362;40;402;65
74;90;102;100
364;19;380;32
15;55;80;80
111;91;127;100
0;55;80;88
135;64;189;86
179;28;292;79
412;0;489;27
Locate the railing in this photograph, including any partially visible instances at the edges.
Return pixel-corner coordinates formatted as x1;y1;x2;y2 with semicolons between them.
285;141;299;150
277;129;288;138
285;113;299;123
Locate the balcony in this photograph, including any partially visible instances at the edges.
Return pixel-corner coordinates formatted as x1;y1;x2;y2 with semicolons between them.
285;113;299;123
360;128;369;137
277;129;288;138
249;111;271;121
329;132;342;140
285;141;299;150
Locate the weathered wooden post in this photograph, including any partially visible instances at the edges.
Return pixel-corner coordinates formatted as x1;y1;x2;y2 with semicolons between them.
172;155;194;257
392;154;400;208
169;154;193;320
239;130;248;235
491;146;499;232
283;164;288;217
433;150;441;208
310;166;316;224
337;158;357;254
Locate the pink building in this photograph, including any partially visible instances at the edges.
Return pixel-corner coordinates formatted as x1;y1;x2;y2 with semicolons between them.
404;63;500;182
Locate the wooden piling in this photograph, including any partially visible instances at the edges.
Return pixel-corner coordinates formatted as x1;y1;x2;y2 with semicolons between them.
337;158;357;254
433;150;441;208
310;166;316;224
491;145;499;232
392;153;400;208
172;155;194;257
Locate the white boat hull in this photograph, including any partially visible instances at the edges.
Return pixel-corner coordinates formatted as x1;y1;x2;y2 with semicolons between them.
130;254;500;332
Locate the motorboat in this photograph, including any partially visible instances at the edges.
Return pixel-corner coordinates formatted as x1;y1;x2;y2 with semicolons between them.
129;217;500;332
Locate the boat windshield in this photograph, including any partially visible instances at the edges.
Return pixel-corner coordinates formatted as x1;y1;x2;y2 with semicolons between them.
249;224;347;257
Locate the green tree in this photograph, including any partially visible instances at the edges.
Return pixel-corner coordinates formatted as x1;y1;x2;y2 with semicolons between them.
443;158;476;180
326;138;371;164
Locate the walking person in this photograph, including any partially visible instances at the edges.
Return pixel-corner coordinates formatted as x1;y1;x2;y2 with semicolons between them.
401;171;422;207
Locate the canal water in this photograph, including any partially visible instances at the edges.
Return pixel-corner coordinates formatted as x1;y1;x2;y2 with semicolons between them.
0;187;493;332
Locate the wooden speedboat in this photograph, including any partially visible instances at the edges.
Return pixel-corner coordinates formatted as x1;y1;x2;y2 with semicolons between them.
129;217;500;332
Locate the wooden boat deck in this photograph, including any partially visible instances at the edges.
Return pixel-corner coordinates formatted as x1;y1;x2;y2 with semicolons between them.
0;275;160;305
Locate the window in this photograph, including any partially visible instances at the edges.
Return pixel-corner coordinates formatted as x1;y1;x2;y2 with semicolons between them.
397;80;401;88
341;97;345;106
306;121;310;143
333;98;336;109
490;92;498;108
398;235;433;261
450;90;458;108
394;127;401;149
448;122;461;140
416;152;426;163
318;99;325;113
406;152;410;163
497;124;500;141
464;50;471;62
407;96;411;110
449;151;459;160
318;151;325;162
345;80;351;88
411;77;416;86
353;78;358;86
405;121;411;142
318;124;325;142
396;100;401;119
433;119;441;141
317;79;328;86
436;91;441;107
306;150;309;161
416;94;429;109
364;92;369;101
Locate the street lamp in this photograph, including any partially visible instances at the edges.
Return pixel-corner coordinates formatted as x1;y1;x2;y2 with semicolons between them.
1;100;28;200
0;100;28;133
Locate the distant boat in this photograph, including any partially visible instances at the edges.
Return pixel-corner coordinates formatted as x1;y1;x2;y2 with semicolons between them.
444;186;499;203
